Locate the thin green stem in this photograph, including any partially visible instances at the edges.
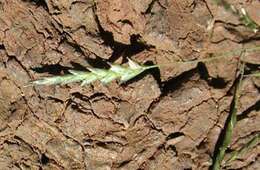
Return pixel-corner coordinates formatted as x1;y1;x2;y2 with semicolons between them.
156;46;260;68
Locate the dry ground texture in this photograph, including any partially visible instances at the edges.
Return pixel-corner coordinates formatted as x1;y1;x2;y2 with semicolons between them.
0;0;260;169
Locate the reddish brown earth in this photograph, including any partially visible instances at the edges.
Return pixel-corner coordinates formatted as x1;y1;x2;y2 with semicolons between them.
0;0;259;169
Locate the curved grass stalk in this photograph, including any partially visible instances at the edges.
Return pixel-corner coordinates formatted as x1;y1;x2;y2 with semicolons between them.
156;46;260;67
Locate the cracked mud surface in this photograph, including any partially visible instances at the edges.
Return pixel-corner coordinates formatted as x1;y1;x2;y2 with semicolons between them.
0;0;259;169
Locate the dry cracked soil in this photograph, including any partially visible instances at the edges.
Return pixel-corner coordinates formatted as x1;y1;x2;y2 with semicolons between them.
0;0;259;170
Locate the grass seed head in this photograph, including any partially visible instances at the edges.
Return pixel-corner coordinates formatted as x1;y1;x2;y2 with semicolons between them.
30;59;157;86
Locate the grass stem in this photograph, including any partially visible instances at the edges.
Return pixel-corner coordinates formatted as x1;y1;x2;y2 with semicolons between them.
157;46;260;67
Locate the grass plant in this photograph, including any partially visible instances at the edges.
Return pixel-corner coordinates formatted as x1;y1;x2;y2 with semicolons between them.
30;46;259;170
30;46;260;86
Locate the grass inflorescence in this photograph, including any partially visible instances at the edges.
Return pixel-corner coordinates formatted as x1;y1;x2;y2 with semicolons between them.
30;58;157;86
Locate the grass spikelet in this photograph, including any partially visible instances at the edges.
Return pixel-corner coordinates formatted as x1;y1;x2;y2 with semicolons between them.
30;59;158;86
